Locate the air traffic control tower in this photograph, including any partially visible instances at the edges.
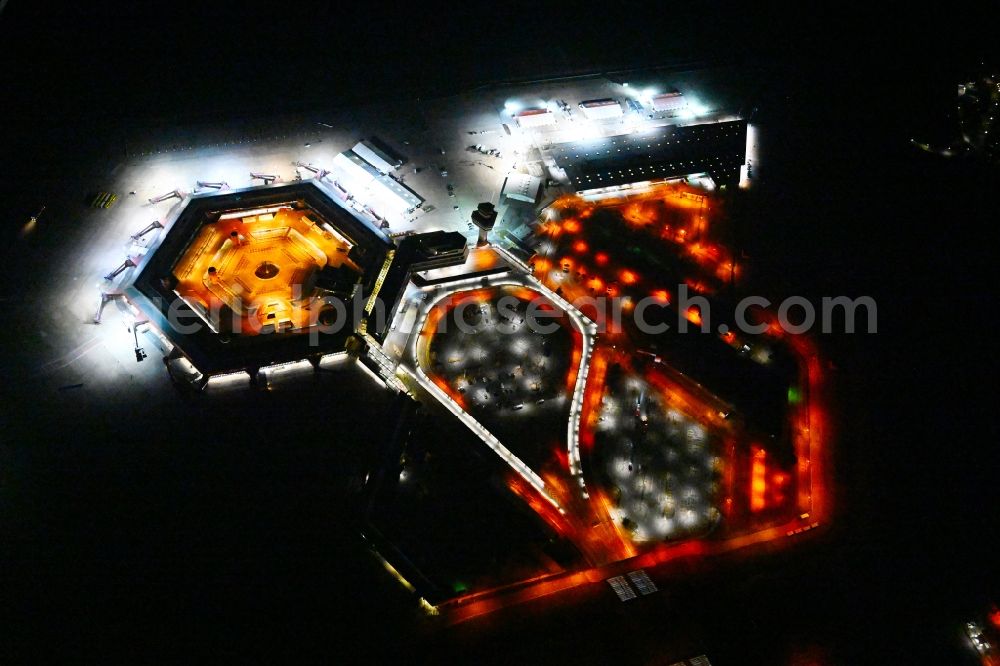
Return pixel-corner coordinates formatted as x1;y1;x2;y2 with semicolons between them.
470;201;498;247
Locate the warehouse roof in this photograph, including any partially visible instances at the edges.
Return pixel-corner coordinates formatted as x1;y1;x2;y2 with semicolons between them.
551;119;747;191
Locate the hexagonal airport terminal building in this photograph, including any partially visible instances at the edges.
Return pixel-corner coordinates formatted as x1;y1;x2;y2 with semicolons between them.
123;181;394;377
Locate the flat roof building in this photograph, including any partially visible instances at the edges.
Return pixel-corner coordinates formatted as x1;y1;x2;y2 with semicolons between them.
367;230;470;340
407;230;470;271
652;91;687;112
516;108;556;128
550;119;748;192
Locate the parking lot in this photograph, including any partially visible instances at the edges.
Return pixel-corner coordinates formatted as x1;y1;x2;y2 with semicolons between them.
594;370;721;542
423;286;577;470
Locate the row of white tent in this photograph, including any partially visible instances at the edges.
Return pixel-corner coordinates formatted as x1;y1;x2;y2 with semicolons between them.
330;141;423;223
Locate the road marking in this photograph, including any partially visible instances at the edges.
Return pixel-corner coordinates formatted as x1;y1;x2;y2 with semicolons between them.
627;569;658;595
37;336;103;375
607;575;637;601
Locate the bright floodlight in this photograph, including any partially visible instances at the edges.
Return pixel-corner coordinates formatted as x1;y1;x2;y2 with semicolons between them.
564;121;603;143
682;95;710;117
504;100;523;114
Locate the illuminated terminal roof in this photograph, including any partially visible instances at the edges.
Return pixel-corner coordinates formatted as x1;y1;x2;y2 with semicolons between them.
124;181;393;375
551;119;748;191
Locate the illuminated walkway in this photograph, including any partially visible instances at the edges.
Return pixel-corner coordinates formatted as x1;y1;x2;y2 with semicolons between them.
491;246;599;502
396;262;598;513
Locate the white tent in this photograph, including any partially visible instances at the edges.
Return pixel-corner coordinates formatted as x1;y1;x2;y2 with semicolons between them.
501;173;542;204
